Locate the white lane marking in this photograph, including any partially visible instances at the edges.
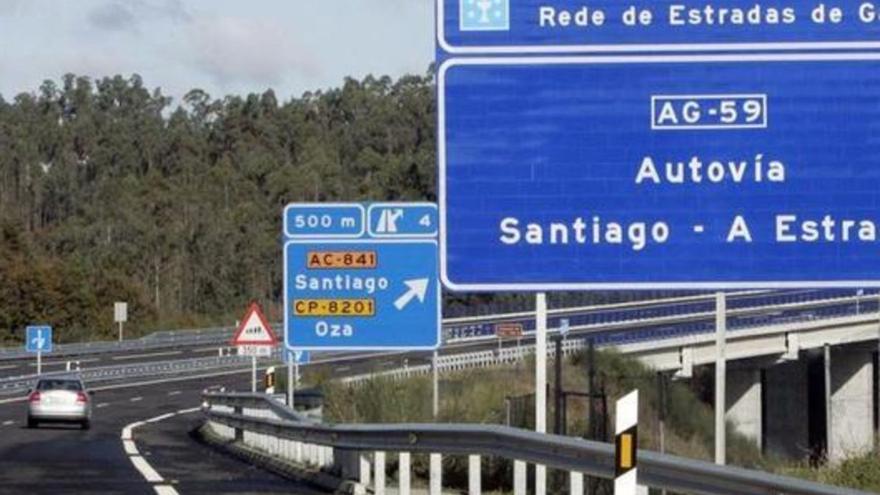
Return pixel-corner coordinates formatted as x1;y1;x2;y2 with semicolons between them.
123;439;139;455
2;420;14;426
97;402;110;408
130;455;164;482
121;422;141;440
130;397;143;402
167;391;181;396
122;407;200;488
112;351;182;361
146;413;175;423
0;364;19;371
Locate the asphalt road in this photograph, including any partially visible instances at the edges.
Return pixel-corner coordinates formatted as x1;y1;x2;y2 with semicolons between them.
0;371;319;494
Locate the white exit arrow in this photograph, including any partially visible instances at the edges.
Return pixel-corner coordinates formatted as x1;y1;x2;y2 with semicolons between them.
394;278;430;310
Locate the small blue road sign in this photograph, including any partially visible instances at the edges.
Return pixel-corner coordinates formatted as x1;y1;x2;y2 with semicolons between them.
284;349;311;365
368;203;438;238
284;203;440;351
284;203;365;239
26;326;52;353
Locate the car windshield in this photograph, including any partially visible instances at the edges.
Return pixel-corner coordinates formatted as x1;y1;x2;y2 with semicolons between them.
36;380;83;392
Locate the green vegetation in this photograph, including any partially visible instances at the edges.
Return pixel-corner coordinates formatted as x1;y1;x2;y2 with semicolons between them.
781;452;880;492
0;72;436;343
304;349;879;492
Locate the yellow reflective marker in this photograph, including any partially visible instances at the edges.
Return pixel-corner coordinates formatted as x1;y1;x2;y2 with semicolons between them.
619;433;633;469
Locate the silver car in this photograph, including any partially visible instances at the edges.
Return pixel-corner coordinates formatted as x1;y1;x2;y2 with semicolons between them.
27;376;93;429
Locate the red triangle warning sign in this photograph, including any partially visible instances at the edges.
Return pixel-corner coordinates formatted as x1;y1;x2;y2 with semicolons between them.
231;303;278;346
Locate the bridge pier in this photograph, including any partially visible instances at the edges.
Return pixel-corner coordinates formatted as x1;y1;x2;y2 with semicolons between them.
827;345;874;463
719;343;877;463
725;368;762;450
763;358;810;459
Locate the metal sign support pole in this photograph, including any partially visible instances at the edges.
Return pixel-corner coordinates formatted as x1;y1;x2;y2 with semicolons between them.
118;321;123;342
432;350;439;419
287;361;294;408
36;349;41;376
251;355;257;393
715;292;727;465
535;292;547;495
294;361;300;410
554;334;563;434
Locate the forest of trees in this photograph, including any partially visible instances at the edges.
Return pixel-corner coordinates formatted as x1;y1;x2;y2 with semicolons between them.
0;72;437;343
0;71;684;344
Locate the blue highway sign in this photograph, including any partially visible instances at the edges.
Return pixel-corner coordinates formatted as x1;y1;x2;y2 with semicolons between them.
284;203;365;238
284;349;311;365
284;203;440;351
26;326;52;353
438;0;880;55
368;202;438;237
439;55;880;290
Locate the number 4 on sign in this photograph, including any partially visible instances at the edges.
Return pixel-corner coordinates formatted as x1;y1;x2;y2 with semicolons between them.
419;214;431;227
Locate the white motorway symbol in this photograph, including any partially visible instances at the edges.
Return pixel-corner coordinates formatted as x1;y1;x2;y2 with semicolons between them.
393;278;430;310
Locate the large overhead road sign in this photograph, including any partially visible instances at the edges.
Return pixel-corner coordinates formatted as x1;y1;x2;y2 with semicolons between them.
438;0;880;55
284;202;440;351
440;55;880;290
438;0;880;290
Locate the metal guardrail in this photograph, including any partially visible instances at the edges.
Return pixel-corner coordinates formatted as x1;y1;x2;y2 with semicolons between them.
202;392;870;495
0;354;254;396
0;289;866;360
2;289;876;395
0;325;235;361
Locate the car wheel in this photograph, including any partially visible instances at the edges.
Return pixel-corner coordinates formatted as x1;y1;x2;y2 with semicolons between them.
80;419;91;430
27;417;37;429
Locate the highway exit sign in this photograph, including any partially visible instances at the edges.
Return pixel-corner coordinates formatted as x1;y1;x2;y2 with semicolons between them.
283;202;440;351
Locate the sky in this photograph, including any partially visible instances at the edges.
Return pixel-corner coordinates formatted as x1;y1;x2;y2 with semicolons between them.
0;0;434;104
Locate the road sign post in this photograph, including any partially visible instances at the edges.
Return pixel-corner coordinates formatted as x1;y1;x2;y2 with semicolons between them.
715;292;727;465
283;202;440;352
284;349;309;409
535;292;547;495
114;302;127;342
231;303;279;392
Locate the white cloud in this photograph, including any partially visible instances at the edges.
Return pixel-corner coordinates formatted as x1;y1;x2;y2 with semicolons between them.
187;15;320;88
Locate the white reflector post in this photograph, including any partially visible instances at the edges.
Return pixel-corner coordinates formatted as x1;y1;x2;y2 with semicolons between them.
614;390;638;495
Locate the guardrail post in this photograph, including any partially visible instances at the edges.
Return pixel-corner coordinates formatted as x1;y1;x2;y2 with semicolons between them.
234;406;243;442
514;460;526;495
468;455;481;494
375;451;386;494
424;453;440;494
570;472;583;495
360;453;372;488
399;452;411;495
